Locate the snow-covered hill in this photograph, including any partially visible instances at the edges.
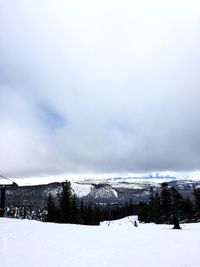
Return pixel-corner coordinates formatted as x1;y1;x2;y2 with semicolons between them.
0;217;200;267
72;178;200;203
5;178;200;209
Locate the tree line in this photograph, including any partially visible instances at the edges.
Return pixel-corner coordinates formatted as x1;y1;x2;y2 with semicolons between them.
137;182;200;224
46;181;138;225
46;181;200;226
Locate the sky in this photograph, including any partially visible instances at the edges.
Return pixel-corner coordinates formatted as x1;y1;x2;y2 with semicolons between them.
0;0;200;180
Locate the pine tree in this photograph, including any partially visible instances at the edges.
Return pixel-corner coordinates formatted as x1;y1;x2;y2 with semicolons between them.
193;188;200;220
79;200;86;224
160;183;173;222
71;195;79;224
46;194;57;222
148;188;161;223
170;187;183;219
59;181;73;223
182;198;193;221
194;188;200;210
138;202;149;222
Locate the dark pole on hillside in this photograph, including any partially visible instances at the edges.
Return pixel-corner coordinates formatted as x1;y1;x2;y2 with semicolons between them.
0;186;6;217
0;174;18;217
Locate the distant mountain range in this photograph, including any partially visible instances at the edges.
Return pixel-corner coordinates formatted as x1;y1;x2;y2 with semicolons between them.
4;176;200;209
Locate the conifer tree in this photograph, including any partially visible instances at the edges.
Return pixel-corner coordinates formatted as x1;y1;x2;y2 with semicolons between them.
182;198;193;221
59;181;73;223
193;188;200;220
160;183;173;221
46;194;57;222
71;195;79;224
148;189;161;223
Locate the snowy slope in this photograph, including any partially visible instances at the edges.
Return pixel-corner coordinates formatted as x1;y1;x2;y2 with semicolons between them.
71;182;92;197
101;215;138;227
0;217;200;267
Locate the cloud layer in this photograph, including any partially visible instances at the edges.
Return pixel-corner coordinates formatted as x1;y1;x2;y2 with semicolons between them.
1;0;200;178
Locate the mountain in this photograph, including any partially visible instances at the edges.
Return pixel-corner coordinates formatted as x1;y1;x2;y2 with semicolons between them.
73;177;200;204
5;177;200;210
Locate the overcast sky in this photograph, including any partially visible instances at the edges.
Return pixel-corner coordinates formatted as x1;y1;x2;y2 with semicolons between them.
1;0;200;180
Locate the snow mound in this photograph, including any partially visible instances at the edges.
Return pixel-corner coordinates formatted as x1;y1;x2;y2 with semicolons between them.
101;215;138;227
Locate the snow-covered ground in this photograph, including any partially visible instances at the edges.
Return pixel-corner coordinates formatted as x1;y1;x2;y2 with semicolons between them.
0;216;200;267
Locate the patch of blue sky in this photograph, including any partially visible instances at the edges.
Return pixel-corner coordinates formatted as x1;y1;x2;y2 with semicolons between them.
39;104;67;131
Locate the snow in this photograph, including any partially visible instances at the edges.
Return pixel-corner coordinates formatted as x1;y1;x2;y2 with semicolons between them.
71;182;92;197
0;217;200;267
0;177;13;185
91;185;118;199
100;216;139;227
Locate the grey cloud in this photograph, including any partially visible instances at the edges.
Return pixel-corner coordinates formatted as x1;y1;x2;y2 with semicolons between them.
0;0;200;178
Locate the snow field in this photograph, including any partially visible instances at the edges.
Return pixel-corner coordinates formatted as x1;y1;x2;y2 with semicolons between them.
0;216;200;267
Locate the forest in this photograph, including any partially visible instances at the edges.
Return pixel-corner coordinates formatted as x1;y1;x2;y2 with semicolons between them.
46;181;200;226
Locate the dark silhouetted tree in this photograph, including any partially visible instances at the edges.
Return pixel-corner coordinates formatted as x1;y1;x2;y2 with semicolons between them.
59;181;73;223
193;188;200;220
46;194;58;222
160;183;173;221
